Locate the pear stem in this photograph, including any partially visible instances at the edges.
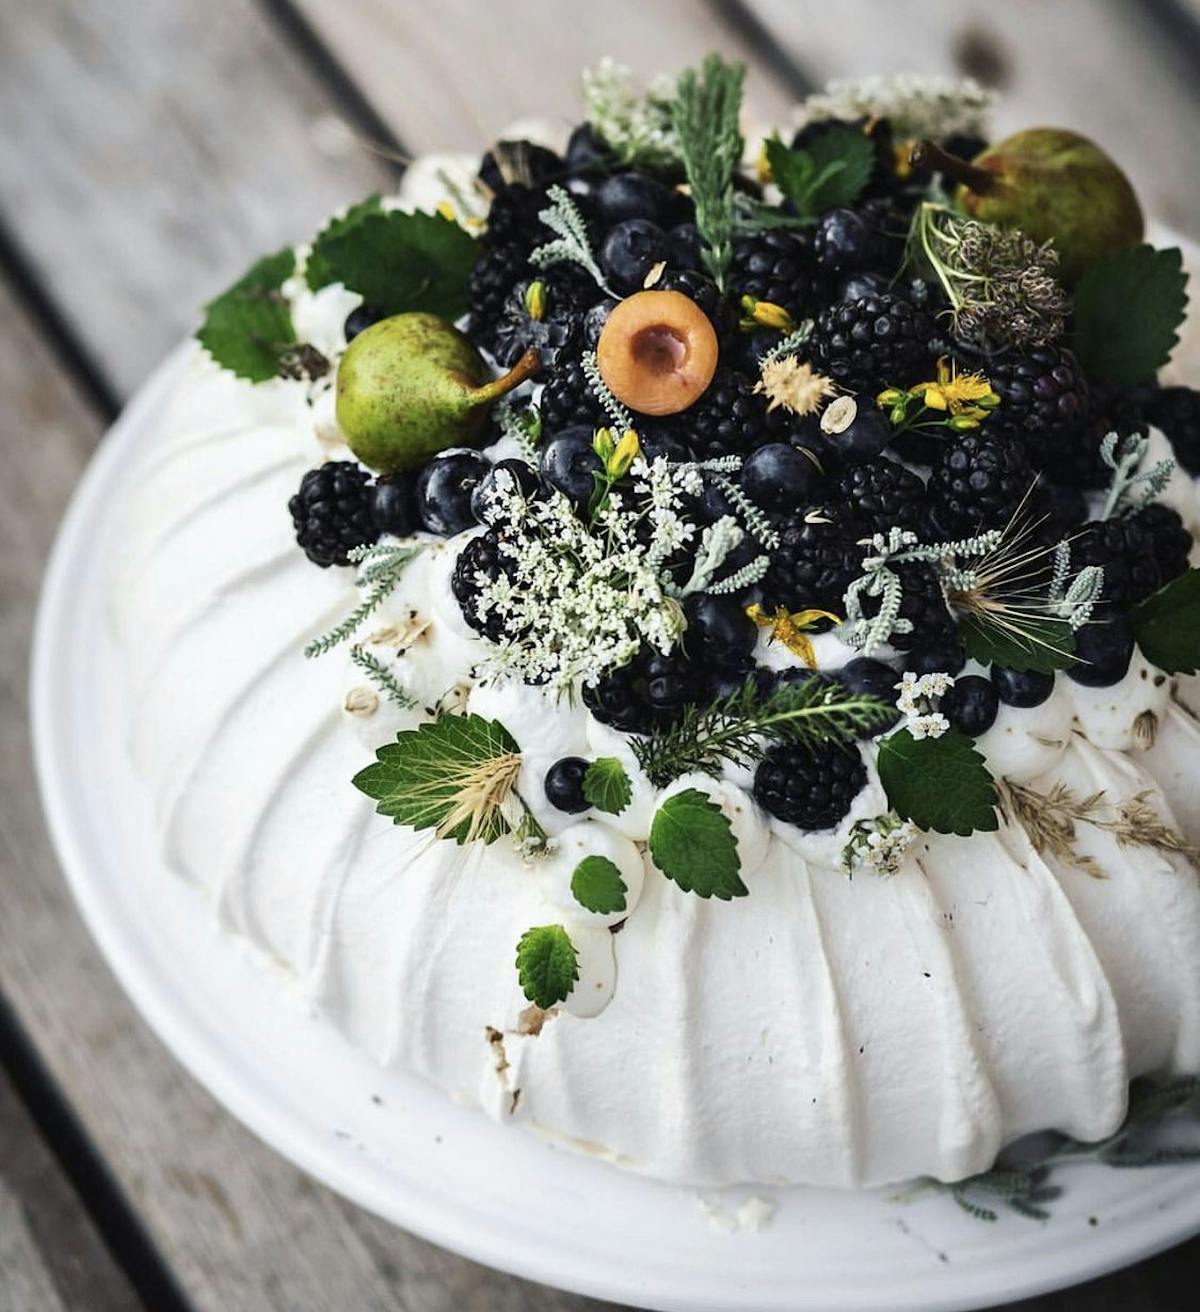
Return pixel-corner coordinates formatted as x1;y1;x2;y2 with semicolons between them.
910;140;1000;196
471;348;542;408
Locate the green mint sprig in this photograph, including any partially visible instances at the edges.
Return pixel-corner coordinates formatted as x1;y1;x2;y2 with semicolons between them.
763;126;873;219
196;247;298;383
583;758;632;815
649;789;744;899
877;728;999;836
570;855;628;914
516;925;579;1008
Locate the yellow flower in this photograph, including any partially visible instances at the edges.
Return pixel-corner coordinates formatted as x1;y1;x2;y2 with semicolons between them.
745;604;841;667
436;200;457;222
609;428;641;479
914;357;999;416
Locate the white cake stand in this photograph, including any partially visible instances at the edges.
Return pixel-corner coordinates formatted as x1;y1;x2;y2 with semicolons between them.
32;346;1200;1312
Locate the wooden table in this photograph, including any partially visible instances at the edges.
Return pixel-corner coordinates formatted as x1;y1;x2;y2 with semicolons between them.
2;2;1199;1307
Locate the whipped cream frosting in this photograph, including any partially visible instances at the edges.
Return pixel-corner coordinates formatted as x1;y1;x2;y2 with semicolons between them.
111;145;1200;1189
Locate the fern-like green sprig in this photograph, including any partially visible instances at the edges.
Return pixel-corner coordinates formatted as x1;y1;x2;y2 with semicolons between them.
530;185;613;294
304;545;423;658
349;646;416;708
632;676;892;786
671;54;745;291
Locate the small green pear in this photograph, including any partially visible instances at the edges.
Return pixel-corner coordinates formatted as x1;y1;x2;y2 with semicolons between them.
336;312;539;473
913;129;1144;286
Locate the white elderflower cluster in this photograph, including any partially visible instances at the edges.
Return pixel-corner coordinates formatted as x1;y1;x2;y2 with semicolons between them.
468;458;710;691
794;74;994;142
895;670;954;740
842;811;917;878
582;59;680;172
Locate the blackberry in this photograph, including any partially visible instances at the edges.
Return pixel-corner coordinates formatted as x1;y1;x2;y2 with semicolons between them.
485;268;595;367
1030;480;1088;546
978;344;1089;452
680;367;788;460
729;229;822;321
1039;380;1152;490
753;741;866;830
467;241;530;333
1133;502;1192;589
861;564;955;653
1146;386;1200;475
479;141;562;194
1071;516;1160;611
539;356;604;434
813;198;907;276
834;459;929;537
808;293;935;397
288;462;377;568
582;648;699;734
484;183;555;250
762;518;864;615
928;432;1033;537
451;529;515;642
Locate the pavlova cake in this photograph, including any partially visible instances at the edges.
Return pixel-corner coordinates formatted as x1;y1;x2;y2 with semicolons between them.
115;59;1200;1190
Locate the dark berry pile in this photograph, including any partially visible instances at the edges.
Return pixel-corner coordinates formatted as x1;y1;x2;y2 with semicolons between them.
285;104;1198;838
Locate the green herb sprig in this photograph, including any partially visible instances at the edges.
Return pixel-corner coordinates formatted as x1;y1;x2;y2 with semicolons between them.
671;54;745;290
632;676;891;787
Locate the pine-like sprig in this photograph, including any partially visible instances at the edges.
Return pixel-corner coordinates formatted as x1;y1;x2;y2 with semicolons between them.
304;544;423;658
671;54;745;291
632;676;892;786
349;646;416;708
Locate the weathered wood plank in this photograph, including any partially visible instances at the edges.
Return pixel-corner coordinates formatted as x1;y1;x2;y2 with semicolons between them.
741;0;1200;236
0;1062;136;1312
0;0;394;400
0;270;613;1310
287;0;799;155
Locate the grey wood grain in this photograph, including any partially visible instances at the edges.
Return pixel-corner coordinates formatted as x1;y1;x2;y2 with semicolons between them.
0;0;394;400
0;1063;136;1312
0;270;617;1310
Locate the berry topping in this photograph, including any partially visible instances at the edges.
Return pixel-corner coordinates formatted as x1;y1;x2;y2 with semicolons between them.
289;462;378;568
941;674;999;737
1068;619;1135;687
416;449;491;537
753;742;866;830
808;293;936;397
991;665;1055;708
544;757;591;813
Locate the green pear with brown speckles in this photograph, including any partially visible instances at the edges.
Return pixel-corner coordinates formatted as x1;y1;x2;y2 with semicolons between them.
956;129;1144;286
336;313;539;473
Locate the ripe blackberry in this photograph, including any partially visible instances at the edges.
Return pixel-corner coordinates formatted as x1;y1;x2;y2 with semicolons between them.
288;462;377;568
753;741;866;830
467;241;530;333
582;648;698;734
834;459;930;537
539;356;604;434
1039;380;1153;490
681;367;788;459
729;229;822;321
762;518;864;615
928;432;1033;537
1134;502;1192;589
861;564;956;653
978;345;1089;451
1146;386;1200;475
484;183;554;250
808;293;935;397
451;529;517;642
485;267;595;367
1070;516;1161;611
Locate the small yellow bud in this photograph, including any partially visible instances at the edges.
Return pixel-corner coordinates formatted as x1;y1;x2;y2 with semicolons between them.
592;427;615;462
609;429;641;478
524;280;547;322
877;389;905;407
436;200;457;222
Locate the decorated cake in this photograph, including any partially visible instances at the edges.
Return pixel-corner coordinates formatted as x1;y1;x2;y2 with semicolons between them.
114;60;1200;1191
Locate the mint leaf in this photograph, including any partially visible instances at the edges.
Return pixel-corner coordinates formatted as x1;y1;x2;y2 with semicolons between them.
353;713;519;844
516;925;579;1007
306;195;383;291
1131;567;1200;674
648;788;745;899
877;729;999;837
959;612;1077;673
763;128;872;220
582;757;632;815
1073;245;1189;386
570;855;628;914
309;210;479;319
196;247;297;382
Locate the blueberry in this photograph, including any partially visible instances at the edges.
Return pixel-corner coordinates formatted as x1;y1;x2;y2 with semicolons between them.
583;297;619;348
593;172;676;227
539;428;603;507
684;594;758;667
991;665;1055;708
905;643;966;676
835;657;902;735
544;756;591;813
825;407;892;467
710;661;775;701
415;450;490;537
740;443;819;512
667;222;703;270
600;219;669;295
941;674;999;737
344;304;383;342
1068;619;1135;687
564;122;610;175
470;458;539;524
371;474;419;537
478;140;561;192
639;427;695;464
814;208;875;273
